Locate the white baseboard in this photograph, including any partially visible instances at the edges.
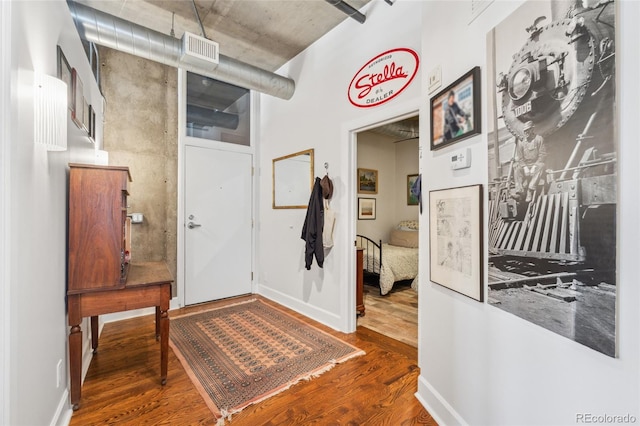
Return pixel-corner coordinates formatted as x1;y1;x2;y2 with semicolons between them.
49;389;72;426
102;307;156;323
416;375;468;426
256;284;342;331
82;328;96;381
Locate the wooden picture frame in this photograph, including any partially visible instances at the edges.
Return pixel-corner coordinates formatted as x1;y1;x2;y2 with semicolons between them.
71;68;84;129
88;105;96;143
357;168;378;194
82;98;89;132
56;46;73;112
357;198;376;220
429;184;483;301
272;149;314;209
407;174;419;205
430;66;481;150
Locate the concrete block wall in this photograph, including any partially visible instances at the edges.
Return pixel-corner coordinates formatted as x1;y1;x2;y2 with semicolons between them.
100;47;178;290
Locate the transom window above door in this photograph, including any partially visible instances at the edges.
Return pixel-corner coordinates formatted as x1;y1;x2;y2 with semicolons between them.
186;72;251;146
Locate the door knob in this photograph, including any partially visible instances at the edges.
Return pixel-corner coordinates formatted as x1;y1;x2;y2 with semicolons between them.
187;222;202;229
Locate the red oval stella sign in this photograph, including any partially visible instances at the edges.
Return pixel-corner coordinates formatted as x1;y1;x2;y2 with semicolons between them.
348;48;419;108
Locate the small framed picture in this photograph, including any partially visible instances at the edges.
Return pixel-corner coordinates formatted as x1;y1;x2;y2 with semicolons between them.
429;184;483;302
56;46;73;112
407;174;419;205
82;98;89;132
358;168;378;194
358;198;376;220
430;66;481;150
71;68;84;129
88;105;96;143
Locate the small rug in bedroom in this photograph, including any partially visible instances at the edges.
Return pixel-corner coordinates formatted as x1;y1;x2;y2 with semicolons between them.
169;299;365;424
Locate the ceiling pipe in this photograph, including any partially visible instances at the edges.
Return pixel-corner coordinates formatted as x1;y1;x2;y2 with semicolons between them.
67;1;295;100
370;121;419;141
190;0;208;39
324;0;366;24
186;105;239;130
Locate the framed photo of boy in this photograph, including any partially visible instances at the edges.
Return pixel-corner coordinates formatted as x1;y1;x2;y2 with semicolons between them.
430;66;481;150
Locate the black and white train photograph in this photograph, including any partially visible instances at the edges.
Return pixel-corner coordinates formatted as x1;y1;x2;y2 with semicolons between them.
486;0;617;356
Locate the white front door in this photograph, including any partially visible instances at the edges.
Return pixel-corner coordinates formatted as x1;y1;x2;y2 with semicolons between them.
184;145;252;305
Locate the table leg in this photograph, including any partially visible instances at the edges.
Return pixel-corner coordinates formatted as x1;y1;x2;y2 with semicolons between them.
69;324;82;410
160;308;168;385
155;306;160;341
160;285;169;385
91;316;99;354
68;296;83;410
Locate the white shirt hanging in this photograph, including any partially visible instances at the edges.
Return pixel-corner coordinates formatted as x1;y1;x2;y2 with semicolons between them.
323;199;336;249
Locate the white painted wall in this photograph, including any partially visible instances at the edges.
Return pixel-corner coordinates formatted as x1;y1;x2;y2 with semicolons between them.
356;132;397;243
6;1;104;424
1;3;11;424
257;0;422;331
356;133;419;243
394;138;419;223
416;1;640;425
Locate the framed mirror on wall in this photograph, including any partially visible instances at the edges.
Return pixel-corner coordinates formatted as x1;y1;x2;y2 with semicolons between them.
272;149;314;209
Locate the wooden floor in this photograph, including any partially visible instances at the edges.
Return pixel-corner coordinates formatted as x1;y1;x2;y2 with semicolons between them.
69;295;435;426
358;281;418;347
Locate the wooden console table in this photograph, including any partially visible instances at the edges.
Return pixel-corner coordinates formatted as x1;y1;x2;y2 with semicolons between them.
67;261;173;410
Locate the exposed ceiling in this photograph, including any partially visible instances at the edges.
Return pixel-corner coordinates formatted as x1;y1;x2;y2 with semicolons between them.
74;0;373;72
72;0;418;138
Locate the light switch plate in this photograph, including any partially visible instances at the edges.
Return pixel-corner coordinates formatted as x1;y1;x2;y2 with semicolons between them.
130;213;143;223
428;65;442;94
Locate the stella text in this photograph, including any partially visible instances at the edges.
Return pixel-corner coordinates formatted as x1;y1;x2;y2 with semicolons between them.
355;62;408;98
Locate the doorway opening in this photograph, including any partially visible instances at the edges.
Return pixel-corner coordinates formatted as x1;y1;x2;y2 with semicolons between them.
354;114;419;348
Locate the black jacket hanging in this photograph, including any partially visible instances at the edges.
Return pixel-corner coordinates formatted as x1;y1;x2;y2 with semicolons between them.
301;177;324;269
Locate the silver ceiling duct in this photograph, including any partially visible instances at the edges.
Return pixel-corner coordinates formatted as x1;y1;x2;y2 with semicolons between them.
324;0;366;24
370;121;419;141
67;1;295;100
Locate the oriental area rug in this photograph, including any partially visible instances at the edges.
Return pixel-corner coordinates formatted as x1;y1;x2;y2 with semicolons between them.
169;299;364;424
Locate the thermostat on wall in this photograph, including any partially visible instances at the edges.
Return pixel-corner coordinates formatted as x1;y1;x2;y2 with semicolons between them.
450;148;471;170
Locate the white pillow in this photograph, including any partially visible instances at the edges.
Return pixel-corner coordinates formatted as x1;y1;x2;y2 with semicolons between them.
397;220;419;231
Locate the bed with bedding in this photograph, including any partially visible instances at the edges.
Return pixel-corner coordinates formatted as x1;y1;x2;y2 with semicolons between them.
357;220;419;296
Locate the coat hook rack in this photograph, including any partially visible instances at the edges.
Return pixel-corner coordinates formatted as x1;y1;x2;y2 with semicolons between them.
324;162;329;175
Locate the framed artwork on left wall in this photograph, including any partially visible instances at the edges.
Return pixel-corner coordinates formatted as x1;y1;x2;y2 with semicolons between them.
56;46;73;112
71;68;84;129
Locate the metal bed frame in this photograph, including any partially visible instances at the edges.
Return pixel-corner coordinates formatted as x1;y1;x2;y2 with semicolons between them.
356;234;382;284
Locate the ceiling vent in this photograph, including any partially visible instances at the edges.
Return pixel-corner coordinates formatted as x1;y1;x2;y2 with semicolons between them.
181;32;219;67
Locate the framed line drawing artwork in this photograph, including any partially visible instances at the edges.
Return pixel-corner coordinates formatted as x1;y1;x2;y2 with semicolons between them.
71;68;84;129
357;198;376;220
430;66;481;150
429;184;483;301
358;168;378;194
407;174;419;205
